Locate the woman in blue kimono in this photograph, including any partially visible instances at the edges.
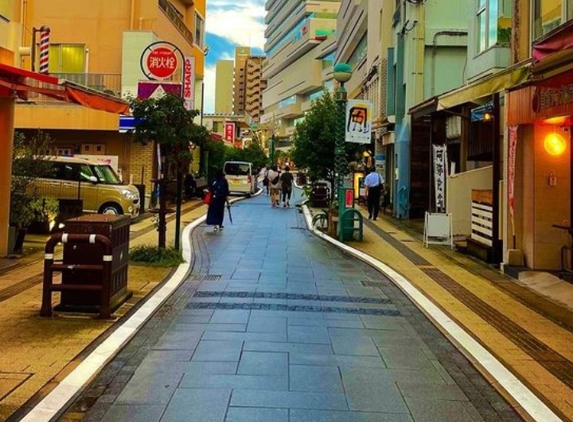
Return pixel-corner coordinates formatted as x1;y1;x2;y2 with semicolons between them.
206;171;230;231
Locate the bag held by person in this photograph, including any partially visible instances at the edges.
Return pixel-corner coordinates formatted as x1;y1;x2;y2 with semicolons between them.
263;177;269;186
203;190;212;205
271;174;280;185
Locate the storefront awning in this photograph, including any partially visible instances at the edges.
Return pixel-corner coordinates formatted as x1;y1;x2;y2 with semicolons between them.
0;63;129;114
436;60;531;110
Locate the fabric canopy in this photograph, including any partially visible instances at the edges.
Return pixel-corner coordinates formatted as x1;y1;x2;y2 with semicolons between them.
0;63;129;114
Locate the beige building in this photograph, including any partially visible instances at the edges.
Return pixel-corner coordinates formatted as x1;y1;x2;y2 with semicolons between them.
215;60;233;114
232;47;265;122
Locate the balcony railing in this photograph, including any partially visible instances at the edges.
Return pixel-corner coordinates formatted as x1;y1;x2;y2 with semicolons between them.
51;73;122;97
158;0;194;44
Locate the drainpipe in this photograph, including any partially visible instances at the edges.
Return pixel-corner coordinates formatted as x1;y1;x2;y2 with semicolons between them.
431;31;468;97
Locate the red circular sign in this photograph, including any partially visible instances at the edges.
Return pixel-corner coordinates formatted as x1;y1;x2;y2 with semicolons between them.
146;47;178;79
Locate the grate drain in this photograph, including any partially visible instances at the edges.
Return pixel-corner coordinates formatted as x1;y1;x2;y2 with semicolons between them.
188;275;222;282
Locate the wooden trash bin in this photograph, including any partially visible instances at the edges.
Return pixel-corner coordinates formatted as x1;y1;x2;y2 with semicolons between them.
55;214;132;314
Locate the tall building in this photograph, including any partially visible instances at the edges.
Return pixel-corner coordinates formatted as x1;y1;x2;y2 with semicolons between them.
233;46;265;122
13;0;206;198
215;60;234;114
261;0;340;154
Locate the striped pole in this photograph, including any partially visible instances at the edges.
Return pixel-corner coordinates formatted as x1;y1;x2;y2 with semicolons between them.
39;26;50;74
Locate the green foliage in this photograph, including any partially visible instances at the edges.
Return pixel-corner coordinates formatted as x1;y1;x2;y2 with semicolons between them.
30;197;60;223
10;131;56;228
226;142;268;170
203;140;231;180
290;91;362;193
129;245;185;267
128;94;209;171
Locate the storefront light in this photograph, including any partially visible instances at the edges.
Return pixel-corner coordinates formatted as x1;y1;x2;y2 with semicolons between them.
544;133;566;156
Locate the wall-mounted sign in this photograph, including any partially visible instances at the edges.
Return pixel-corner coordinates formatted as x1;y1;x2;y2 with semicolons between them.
345;100;372;144
183;56;195;110
140;41;183;81
224;122;236;142
137;81;182;100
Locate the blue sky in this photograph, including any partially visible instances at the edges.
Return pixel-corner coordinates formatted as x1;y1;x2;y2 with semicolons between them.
203;0;266;113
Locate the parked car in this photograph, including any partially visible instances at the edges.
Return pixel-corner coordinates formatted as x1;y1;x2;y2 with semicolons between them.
223;161;256;196
29;156;140;217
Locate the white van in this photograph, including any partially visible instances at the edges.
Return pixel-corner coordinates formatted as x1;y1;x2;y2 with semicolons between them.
223;161;256;196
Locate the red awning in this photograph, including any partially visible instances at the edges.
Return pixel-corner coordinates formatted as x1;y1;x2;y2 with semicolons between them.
0;63;129;114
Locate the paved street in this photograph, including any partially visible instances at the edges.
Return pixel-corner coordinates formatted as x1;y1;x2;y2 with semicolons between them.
63;190;523;422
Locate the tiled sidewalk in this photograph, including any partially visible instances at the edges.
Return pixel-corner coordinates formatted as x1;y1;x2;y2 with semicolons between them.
66;191;523;422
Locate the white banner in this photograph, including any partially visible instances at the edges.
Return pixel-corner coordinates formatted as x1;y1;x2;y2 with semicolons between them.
345;100;372;144
183;56;195;110
432;144;447;211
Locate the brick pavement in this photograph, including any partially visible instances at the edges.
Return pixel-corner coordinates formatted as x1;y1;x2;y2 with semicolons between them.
3;187;573;421
0;200;205;422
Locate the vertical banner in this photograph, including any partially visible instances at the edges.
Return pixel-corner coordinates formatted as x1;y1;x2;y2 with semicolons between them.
183;56;195;110
224;122;236;143
345;100;372;143
432;144;447;212
508;125;518;239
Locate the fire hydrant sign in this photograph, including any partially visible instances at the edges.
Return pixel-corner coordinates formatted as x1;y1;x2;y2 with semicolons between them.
140;43;180;81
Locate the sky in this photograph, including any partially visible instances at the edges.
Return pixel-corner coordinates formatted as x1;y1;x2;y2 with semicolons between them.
203;0;267;113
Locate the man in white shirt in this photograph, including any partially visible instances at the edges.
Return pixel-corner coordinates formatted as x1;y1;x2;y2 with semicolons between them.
364;167;384;220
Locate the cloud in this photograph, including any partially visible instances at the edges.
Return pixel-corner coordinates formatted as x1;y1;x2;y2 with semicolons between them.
206;1;266;50
203;65;216;114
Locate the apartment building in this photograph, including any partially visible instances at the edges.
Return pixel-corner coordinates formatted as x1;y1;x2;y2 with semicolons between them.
261;0;340;155
13;0;206;195
232;47;265;123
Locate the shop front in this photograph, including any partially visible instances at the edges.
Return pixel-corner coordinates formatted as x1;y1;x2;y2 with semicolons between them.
506;69;573;273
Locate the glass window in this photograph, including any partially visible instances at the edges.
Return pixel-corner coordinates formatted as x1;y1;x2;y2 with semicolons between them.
533;0;563;39
48;44;85;73
476;0;505;53
92;165;121;184
195;13;204;47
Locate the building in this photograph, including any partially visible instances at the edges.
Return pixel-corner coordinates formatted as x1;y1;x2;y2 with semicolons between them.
215;59;233;114
261;0;340;158
232;47;265;123
0;5;136;256
13;0;206;207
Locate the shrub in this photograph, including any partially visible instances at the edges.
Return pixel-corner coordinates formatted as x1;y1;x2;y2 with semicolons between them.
129;245;185;267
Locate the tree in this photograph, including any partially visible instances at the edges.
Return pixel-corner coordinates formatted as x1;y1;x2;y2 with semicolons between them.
226;142;268;171
129;94;209;249
290;91;361;199
10;131;56;229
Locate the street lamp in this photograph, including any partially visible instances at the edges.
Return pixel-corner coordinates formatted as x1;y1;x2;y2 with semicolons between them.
332;63;352;193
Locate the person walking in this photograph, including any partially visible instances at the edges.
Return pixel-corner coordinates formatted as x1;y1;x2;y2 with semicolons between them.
259;164;270;195
267;165;281;207
280;165;294;207
206;170;230;231
364;167;384;220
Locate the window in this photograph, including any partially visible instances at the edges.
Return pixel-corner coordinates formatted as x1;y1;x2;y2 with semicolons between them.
476;0;499;52
195;13;204;48
533;0;573;39
48;44;85;73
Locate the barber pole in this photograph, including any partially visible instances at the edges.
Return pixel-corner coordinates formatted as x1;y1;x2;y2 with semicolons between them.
39;26;50;74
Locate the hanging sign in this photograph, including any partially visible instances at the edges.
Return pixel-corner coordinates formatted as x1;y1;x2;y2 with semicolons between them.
432;144;447;211
345;100;372;144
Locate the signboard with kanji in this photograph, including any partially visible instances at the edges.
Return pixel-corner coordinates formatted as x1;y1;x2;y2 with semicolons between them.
225;122;236;142
140;42;181;81
345;100;372;144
